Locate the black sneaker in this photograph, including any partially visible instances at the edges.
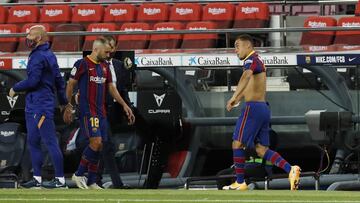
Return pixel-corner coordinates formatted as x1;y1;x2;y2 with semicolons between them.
116;183;132;189
41;178;68;189
20;178;41;189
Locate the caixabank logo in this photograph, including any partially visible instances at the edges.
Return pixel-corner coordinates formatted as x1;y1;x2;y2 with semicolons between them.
135;56;176;67
261;56;290;65
187;56;231;66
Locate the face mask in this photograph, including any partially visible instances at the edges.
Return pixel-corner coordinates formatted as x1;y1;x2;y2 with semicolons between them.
25;38;37;49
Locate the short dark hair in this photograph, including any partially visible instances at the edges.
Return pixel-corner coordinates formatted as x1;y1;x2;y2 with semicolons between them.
102;35;116;44
93;36;108;48
235;34;254;47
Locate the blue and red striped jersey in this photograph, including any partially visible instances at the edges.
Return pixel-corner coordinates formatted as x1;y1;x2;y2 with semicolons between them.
243;51;266;74
70;56;112;118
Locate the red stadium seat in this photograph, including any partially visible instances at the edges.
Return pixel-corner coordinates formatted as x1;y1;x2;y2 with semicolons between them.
166;151;187;178
300;16;336;46
202;3;235;29
82;23;117;51
148;22;183;49
233;2;269;28
104;4;136;26
334;17;360;45
169;3;201;25
0;6;8;24
52;24;85;52
17;23;53;52
40;5;71;24
181;21;217;49
72;4;104;24
0;24;18;52
335;44;360;51
356;1;360;16
301;45;336;52
7;5;39;24
137;3;169;28
117;22;150;50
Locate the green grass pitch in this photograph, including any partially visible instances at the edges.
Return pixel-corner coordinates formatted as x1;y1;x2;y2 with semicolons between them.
0;189;359;203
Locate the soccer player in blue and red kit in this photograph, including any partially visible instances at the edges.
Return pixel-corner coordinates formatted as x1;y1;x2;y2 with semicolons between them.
223;34;301;191
9;25;68;188
63;37;135;189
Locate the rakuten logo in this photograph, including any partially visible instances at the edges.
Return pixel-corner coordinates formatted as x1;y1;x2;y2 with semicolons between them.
156;27;174;31
342;45;360;50
0;29;11;34
90;76;106;84
308;46;328;52
241;7;259;14
308;21;327;28
208;8;226;15
110;9;127;16
124;28;143;31
342;22;360;27
189;27;207;30
45;9;63;17
176;8;193;15
13;10;31;17
144;8;161;15
91;28;110;32
78;9;95;16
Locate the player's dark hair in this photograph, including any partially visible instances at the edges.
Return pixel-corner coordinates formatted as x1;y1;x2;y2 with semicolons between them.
94;36;108;45
236;34;254;47
102;35;116;44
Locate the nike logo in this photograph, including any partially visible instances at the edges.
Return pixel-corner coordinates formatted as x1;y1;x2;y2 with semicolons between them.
349;57;356;62
89;68;94;70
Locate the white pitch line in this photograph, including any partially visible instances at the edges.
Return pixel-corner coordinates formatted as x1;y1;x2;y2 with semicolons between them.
0;199;360;203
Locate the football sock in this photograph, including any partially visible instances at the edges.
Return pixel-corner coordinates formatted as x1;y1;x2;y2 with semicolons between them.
263;149;291;173
233;148;246;184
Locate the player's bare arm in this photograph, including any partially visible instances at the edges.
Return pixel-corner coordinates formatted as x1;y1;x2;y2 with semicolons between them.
63;78;77;124
108;83;135;125
226;69;253;112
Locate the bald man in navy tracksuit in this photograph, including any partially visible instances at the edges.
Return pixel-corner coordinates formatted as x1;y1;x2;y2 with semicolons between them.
10;25;68;189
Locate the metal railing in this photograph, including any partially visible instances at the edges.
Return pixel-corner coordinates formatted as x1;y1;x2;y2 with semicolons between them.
0;26;359;38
